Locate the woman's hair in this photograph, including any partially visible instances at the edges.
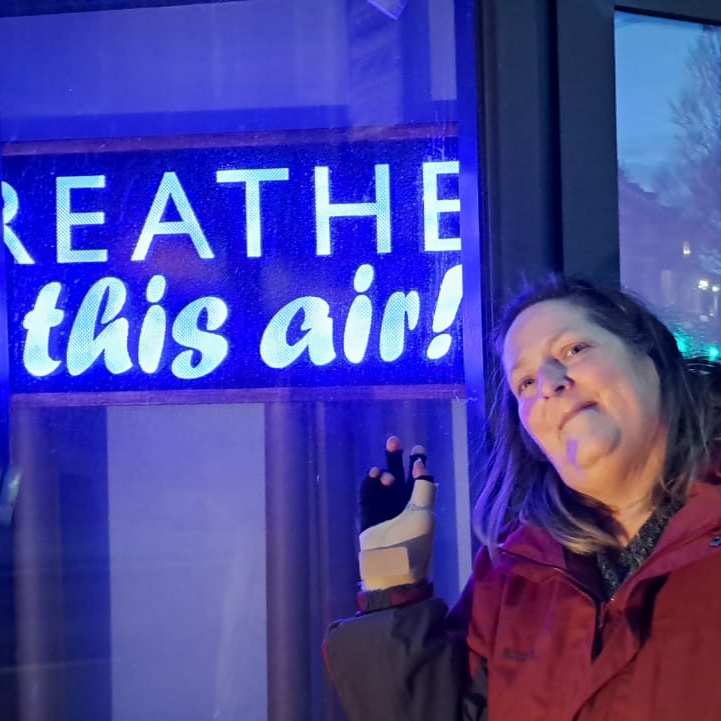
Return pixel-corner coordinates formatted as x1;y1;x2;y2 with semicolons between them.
473;275;721;557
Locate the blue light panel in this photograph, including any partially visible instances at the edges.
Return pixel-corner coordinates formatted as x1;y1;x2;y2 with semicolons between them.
4;135;462;393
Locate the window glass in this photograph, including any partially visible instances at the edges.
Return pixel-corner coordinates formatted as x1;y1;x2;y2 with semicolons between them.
615;11;721;353
0;2;481;720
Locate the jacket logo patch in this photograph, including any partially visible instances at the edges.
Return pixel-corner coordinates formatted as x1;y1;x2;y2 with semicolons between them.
502;647;539;663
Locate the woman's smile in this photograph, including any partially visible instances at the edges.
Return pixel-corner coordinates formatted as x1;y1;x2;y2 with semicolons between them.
558;401;597;431
503;299;667;505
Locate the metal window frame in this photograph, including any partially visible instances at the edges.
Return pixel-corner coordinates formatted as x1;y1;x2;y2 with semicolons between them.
0;0;246;19
475;0;721;301
617;0;721;23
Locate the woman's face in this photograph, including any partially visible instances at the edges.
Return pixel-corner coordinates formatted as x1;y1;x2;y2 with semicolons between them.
502;299;666;504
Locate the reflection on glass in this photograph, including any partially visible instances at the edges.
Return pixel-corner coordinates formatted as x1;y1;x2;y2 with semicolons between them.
0;2;478;721
615;12;721;354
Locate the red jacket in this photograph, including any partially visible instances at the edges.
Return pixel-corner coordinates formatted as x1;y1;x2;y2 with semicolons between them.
469;480;721;720
325;481;721;721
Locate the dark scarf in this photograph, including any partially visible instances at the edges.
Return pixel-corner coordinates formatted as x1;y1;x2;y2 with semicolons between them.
595;500;682;601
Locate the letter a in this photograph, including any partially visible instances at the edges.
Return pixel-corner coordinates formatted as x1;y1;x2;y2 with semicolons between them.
132;172;214;261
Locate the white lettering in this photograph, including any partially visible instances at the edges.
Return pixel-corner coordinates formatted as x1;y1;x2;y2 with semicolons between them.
260;297;335;368
2;181;34;264
66;277;133;376
379;291;420;362
427;264;462;359
171;297;229;379
57;175;107;263
22;282;64;376
314;164;391;256
422;161;460;252
343;264;374;364
133;172;213;261
138;275;168;373
20;276;234;381
216;168;289;258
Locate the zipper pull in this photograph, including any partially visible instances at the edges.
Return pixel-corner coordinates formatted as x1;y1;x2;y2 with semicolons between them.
596;596;616;630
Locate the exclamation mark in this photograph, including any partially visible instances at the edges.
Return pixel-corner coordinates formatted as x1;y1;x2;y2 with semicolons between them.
426;264;463;360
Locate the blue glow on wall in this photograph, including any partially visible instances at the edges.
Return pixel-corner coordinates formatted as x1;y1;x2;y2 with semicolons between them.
3;136;461;393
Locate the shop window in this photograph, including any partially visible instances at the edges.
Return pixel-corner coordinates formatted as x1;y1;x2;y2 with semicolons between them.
0;2;482;720
616;11;721;353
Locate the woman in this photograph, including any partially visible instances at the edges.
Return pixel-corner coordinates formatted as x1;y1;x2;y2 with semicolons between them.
324;276;721;721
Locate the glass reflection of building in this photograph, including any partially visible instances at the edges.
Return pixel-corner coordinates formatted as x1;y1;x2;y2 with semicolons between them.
616;15;721;356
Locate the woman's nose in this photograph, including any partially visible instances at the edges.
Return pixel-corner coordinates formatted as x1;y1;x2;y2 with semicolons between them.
538;360;570;398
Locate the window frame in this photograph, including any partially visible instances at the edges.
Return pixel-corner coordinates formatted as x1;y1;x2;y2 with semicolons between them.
0;0;246;18
617;0;721;23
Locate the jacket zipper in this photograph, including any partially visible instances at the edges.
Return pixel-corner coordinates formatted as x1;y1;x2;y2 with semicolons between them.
501;516;721;661
593;594;617;660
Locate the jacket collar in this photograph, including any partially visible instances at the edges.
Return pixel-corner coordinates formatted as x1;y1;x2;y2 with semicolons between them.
654;480;721;553
498;482;721;593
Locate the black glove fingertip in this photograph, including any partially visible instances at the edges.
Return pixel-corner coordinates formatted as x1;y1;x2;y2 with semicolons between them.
385;447;405;486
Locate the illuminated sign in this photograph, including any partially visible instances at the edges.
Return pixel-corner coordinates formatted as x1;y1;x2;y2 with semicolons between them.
3;136;462;393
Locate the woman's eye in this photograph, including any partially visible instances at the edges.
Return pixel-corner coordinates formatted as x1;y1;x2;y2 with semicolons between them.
565;343;588;358
518;377;535;394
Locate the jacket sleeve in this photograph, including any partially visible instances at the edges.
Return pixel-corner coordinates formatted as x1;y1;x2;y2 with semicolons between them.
323;580;488;721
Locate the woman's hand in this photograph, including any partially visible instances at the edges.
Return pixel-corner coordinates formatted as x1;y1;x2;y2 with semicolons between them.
357;436;437;590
